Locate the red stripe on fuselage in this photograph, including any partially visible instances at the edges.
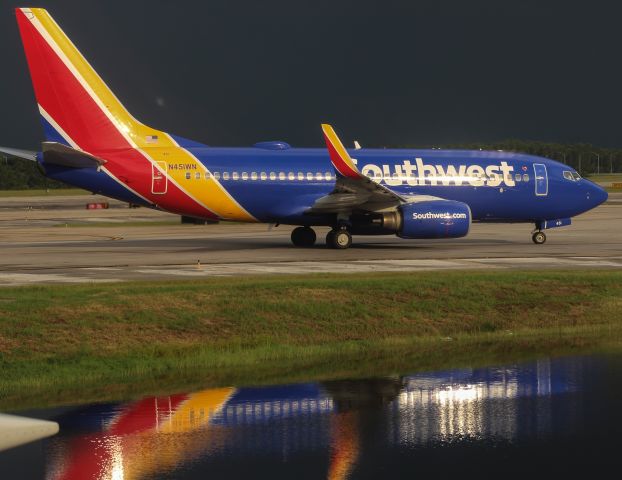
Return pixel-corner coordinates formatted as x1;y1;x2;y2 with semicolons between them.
16;10;218;219
54;394;190;480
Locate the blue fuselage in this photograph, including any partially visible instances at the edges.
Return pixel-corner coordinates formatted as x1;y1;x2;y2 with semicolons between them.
43;145;608;227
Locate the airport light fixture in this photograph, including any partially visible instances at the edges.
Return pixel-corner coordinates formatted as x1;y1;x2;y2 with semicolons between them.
588;152;601;174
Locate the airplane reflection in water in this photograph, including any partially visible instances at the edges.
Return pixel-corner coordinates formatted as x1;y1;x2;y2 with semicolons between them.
45;359;579;480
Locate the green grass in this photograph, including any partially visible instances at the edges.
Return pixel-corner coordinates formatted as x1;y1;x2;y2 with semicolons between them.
587;173;622;182
585;174;622;192
0;270;621;410
0;188;88;197
587;173;622;189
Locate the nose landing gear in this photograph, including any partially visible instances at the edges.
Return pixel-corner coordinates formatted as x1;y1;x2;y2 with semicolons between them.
532;230;546;244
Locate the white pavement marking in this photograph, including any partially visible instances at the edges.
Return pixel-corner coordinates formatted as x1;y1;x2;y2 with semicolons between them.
1;258;621;287
0;273;119;286
129;256;622;279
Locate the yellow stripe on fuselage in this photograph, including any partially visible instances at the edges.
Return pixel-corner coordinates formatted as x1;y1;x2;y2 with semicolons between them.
30;8;256;222
159;387;236;434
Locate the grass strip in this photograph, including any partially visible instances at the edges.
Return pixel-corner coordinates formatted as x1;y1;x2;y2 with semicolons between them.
0;188;88;197
0;270;621;410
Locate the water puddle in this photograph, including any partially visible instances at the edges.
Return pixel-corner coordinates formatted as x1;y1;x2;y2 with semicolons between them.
2;354;621;479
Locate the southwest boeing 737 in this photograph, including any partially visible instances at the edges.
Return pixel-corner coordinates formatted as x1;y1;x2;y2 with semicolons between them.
0;8;608;249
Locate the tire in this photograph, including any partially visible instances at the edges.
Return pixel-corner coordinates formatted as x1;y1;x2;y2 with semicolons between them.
330;229;352;249
291;226;316;247
325;230;335;247
532;231;546;244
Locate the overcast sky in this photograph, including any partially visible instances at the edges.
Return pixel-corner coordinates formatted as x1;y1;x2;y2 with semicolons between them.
1;0;621;149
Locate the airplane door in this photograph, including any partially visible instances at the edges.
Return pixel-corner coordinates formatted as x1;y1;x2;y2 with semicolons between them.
152;162;167;194
533;163;548;196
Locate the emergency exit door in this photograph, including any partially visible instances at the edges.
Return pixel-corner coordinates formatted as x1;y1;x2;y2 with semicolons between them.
152;162;167;194
533;163;548;196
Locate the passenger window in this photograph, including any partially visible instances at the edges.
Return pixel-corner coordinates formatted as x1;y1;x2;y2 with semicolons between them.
288;172;295;180
325;172;332;181
223;172;230;180
515;174;521;182
563;171;574;181
298;172;304;180
195;172;201;180
242;172;248;180
205;172;211;180
307;172;314;180
523;174;529;182
251;172;258;180
232;172;239;180
185;172;191;180
260;172;267;180
316;172;323;180
269;172;276;180
214;172;221;180
278;172;285;180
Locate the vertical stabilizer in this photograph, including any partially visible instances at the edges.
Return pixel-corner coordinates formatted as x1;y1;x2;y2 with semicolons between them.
16;7;165;151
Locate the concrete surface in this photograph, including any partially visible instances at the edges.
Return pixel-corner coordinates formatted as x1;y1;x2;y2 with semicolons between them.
0;193;621;285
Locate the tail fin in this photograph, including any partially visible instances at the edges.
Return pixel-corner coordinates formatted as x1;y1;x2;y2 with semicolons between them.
15;8;164;152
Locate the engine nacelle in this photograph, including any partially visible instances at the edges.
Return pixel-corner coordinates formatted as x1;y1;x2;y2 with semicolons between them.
397;200;471;239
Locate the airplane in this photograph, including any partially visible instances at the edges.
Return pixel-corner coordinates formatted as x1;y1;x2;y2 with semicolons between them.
0;8;608;249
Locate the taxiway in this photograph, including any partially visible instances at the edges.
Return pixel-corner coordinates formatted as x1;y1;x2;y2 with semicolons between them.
0;193;620;285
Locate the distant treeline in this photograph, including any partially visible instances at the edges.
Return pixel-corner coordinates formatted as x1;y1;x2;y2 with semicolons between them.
404;139;622;175
0;158;65;190
1;139;620;190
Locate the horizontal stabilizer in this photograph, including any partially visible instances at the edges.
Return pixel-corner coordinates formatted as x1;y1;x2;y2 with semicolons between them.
0;146;37;161
42;142;106;169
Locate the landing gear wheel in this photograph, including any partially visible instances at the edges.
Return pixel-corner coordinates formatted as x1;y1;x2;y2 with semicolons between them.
329;229;352;249
291;226;316;247
532;231;546;245
325;230;336;247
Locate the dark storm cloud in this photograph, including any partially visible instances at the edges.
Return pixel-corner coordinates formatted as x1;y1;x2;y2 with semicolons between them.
1;0;621;149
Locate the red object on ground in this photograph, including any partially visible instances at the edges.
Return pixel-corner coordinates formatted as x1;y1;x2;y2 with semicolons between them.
86;202;109;209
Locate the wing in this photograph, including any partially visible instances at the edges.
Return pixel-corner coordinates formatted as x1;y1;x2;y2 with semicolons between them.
309;124;406;214
0;146;37;162
0;143;106;169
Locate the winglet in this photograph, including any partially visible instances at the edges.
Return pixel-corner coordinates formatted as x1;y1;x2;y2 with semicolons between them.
321;124;361;179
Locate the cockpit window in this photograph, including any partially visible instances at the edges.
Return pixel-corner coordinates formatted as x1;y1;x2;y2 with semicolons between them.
563;171;574;181
563;171;582;181
572;171;581;180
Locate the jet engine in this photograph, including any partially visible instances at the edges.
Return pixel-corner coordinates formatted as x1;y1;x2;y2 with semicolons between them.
349;200;471;239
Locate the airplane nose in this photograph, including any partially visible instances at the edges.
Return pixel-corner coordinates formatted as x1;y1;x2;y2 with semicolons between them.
586;181;608;208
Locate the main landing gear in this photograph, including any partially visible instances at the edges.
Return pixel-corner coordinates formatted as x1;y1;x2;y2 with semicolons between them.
326;228;352;249
532;230;546;245
291;226;316;247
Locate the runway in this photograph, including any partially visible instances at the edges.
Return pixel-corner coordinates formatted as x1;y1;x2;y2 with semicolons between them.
0;193;621;285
